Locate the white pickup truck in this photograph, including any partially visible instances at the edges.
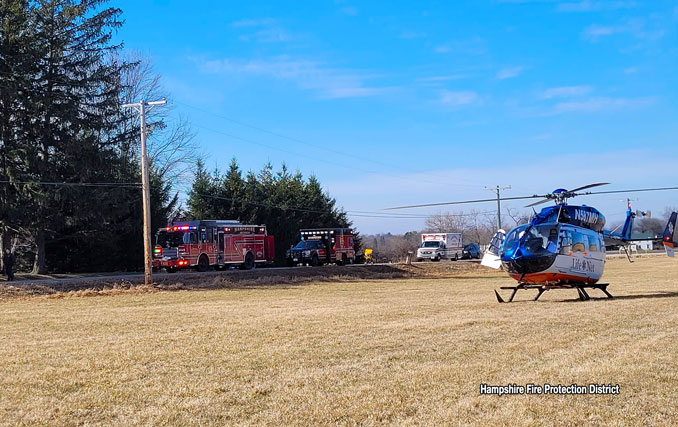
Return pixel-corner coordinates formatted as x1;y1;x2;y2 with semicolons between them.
416;233;463;261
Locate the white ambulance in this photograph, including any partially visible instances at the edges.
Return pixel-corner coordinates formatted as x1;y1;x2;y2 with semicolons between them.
416;233;463;261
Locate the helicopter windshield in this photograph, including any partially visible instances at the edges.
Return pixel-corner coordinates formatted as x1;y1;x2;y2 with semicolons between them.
502;225;529;252
501;224;558;256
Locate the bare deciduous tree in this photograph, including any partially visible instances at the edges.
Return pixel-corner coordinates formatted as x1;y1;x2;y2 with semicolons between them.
663;206;678;221
115;51;200;192
505;207;530;227
425;210;498;246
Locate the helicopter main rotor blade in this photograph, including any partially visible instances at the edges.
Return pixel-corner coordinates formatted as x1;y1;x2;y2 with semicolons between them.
384;195;539;210
385;186;678;211
569;182;610;193
581;186;678;197
525;198;551;208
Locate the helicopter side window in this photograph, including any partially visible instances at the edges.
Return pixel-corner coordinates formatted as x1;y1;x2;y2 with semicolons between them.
545;227;558;253
521;226;559;254
559;231;572;255
572;232;587;253
589;235;599;252
524;229;544;252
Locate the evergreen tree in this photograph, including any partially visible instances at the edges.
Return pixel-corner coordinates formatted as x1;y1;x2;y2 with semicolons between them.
186;159;216;219
21;0;125;273
186;160;360;264
0;1;188;273
222;157;245;220
0;0;34;268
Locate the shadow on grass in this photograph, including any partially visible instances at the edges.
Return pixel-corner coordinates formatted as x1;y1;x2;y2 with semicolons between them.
498;290;678;304
606;291;678;301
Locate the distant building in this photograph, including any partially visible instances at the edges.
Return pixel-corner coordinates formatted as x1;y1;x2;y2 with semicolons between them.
629;233;660;251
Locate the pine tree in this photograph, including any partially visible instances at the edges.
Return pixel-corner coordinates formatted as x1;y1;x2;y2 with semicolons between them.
186;159;215;219
0;0;34;268
19;0;125;273
221;157;245;220
186;160;360;264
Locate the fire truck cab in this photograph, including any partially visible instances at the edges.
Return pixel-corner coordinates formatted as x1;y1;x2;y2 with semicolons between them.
286;228;356;267
153;220;275;272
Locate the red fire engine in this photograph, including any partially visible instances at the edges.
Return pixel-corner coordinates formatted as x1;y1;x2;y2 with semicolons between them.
153;220;275;272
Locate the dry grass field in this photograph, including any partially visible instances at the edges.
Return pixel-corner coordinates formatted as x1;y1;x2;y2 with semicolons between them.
1;257;677;425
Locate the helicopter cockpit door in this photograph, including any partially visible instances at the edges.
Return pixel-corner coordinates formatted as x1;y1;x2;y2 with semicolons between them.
481;229;506;270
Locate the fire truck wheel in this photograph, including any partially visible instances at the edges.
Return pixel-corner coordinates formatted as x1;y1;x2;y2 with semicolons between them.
242;253;255;270
166;267;178;273
310;254;319;267
197;255;210;272
339;254;347;266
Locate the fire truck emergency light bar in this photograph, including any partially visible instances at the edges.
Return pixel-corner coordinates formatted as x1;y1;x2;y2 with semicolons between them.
166;226;198;231
300;230;336;235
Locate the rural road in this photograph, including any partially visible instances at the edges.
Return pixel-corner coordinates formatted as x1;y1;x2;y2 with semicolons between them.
4;252;665;286
3;260;481;286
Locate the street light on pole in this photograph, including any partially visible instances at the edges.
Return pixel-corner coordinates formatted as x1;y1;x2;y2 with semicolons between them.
122;98;166;286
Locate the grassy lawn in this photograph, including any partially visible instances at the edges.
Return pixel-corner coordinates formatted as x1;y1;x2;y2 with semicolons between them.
1;257;677;425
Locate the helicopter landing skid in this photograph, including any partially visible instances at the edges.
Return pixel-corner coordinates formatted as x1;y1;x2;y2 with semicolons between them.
494;283;613;303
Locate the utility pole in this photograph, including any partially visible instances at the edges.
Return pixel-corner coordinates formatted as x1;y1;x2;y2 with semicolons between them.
485;185;511;230
122;99;166;286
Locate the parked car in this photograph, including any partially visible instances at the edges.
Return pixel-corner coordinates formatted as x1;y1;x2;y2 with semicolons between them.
461;243;482;259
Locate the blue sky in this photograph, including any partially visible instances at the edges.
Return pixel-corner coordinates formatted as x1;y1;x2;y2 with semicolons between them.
115;0;678;233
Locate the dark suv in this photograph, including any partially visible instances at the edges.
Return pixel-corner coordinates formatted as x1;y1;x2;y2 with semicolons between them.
286;240;327;266
461;243;481;259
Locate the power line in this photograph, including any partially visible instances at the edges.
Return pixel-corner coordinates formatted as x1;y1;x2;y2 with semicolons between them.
180;101;482;189
193;123;461;188
385;194;536;210
0;71;478;189
177;100;404;171
0;180;141;187
193;123;383;176
196;192;494;219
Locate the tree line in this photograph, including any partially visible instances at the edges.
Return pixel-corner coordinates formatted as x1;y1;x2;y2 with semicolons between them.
0;1;353;274
185;159;356;263
0;0;194;273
